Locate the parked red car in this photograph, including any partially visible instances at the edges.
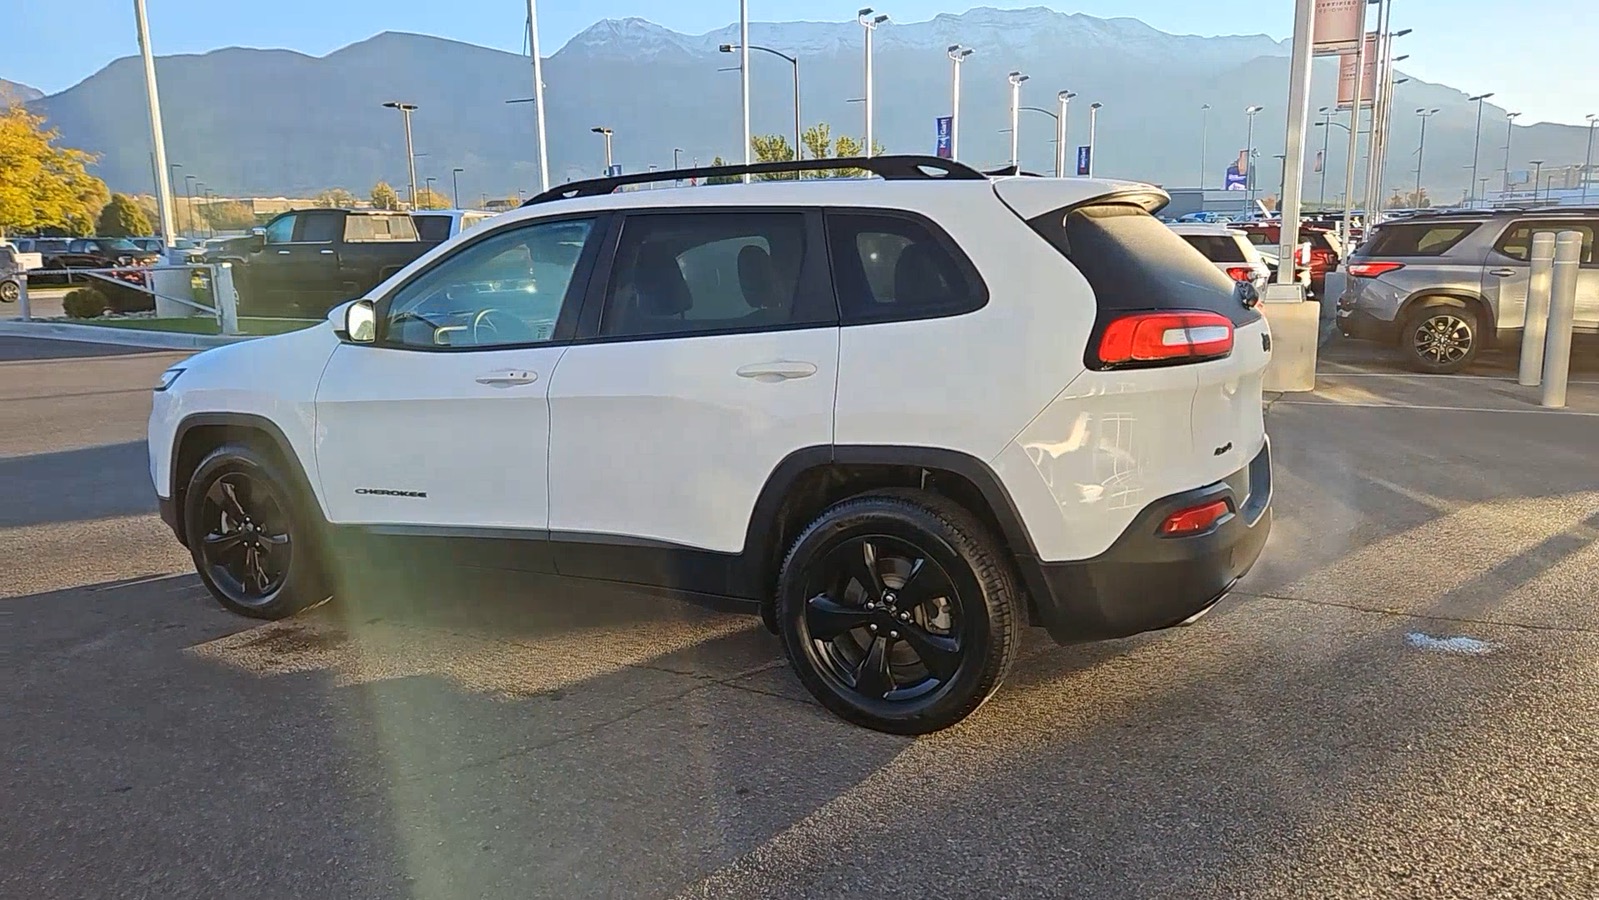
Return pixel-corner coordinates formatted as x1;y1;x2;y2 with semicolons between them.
1237;223;1343;297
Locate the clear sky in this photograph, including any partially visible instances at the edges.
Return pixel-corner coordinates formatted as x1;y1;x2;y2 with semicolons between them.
7;1;1595;125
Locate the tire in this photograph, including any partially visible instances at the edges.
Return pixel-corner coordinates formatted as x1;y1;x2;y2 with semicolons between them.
0;279;17;303
1402;300;1481;374
776;490;1023;735
183;443;329;620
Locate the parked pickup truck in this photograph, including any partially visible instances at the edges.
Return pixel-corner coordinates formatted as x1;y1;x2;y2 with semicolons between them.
227;209;438;317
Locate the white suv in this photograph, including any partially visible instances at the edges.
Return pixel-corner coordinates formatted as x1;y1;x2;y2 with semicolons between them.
149;156;1273;734
1168;222;1271;292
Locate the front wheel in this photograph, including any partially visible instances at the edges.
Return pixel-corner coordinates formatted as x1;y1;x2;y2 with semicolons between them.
1403;301;1481;374
184;444;329;619
0;279;17;303
776;491;1022;735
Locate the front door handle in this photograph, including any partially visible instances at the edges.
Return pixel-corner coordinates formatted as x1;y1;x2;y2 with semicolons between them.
1489;268;1516;277
319;249;335;255
475;370;538;387
277;250;291;255
736;361;818;382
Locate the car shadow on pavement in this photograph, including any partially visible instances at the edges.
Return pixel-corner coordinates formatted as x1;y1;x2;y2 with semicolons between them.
0;441;157;528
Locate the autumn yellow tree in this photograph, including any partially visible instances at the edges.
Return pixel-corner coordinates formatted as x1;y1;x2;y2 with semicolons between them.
414;187;451;210
0;104;108;236
370;181;400;211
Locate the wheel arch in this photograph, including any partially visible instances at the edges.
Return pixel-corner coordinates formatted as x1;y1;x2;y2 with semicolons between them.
1397;289;1496;343
742;445;1044;633
170;412;323;545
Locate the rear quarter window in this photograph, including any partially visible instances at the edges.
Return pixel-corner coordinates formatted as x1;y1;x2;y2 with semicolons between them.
1362;222;1480;257
1178;234;1247;263
345;215;420;243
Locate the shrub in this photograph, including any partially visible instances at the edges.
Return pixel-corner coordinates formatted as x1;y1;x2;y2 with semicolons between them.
104;279;155;313
62;287;109;318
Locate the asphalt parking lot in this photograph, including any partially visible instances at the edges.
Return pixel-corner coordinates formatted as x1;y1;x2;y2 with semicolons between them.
2;332;1596;899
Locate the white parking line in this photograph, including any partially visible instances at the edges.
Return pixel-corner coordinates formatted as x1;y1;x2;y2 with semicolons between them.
1315;371;1599;385
1278;399;1599;417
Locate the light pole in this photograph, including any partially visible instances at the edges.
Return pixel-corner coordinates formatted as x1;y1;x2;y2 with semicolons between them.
591;126;614;172
1007;71;1029;169
739;0;750;180
1274;153;1288;206
1584;114;1597;203
1200;103;1211;189
524;0;550;193
721;43;801;160
451;167;463;208
167;162;182;236
134;0;176;248
859;9;888;157
1087;102;1102;176
948;45;974;162
424;176;437;207
1529;159;1544;203
382;101;419;209
195;182;208;238
1502;111;1521;195
1368;29;1411;221
1467;92;1495;206
1244;105;1264;209
183;174;197;237
1056;91;1075;178
1413;108;1439;206
673;148;683;170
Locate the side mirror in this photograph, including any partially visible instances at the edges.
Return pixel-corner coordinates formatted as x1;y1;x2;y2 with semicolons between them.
250;227;266;237
331;299;375;343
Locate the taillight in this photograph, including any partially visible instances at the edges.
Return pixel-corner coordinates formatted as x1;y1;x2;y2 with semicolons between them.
1097;311;1235;367
1160;499;1232;536
1224;266;1255;282
1347;261;1405;278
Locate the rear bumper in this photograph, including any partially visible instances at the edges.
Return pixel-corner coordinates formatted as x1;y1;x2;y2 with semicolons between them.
1337;308;1398;343
1021;441;1273;644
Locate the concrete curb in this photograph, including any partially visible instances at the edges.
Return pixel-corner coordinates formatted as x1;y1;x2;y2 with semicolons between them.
0;319;256;350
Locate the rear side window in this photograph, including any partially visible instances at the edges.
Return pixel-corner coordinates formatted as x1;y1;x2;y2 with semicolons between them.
295;212;341;243
413;214;452;242
1039;204;1257;326
826;212;985;324
1494;221;1597;263
344;215;419;243
598;211;832;339
1363;222;1479;257
1179;234;1247;263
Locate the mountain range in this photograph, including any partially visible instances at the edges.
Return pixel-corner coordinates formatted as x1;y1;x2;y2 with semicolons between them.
14;7;1596;203
2;79;44;103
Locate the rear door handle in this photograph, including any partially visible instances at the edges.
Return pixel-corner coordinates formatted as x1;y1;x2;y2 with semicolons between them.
736;361;818;381
1489;268;1516;277
475;370;538;387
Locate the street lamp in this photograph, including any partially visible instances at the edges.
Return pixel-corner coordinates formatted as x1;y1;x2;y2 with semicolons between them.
381;101;419;209
858;9;888;158
721;43;802;160
1467;92;1495;206
1584;114;1597;203
451;167;464;208
424;176;437;207
1057;91;1076;178
1503;111;1522;195
1007;71;1029;169
1315;106;1334;206
183;173;197;237
1200;103;1211;189
167;162;182;237
194;182;208;238
1414;108;1439;205
591;126;614;172
1529;159;1545;202
1244;105;1264;209
739;0;750;180
948;45;974;162
1087;102;1102;176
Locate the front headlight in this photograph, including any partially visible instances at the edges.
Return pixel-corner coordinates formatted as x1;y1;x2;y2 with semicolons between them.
155;367;185;392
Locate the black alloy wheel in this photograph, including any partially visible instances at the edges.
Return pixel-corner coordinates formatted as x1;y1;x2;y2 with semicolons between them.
1404;301;1480;374
778;492;1021;735
185;444;327;619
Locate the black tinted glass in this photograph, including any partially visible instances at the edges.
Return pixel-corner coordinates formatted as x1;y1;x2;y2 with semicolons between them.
1364;222;1479;257
1180;234;1247;263
826;212;984;323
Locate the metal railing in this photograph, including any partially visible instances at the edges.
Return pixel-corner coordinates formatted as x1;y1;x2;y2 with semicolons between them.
14;262;242;335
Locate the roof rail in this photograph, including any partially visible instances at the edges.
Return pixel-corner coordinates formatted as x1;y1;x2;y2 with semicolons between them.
524;154;986;205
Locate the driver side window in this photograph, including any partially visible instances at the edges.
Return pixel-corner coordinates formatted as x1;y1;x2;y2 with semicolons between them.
381;218;595;350
264;215;296;245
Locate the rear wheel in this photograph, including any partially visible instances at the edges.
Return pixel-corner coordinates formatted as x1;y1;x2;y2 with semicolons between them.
1403;300;1480;374
776;492;1022;735
0;279;17;303
184;444;328;619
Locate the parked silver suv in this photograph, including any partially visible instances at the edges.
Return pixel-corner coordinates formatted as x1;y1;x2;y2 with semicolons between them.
1337;208;1599;372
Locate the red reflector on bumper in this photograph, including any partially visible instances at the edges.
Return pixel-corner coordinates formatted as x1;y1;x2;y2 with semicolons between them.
1160;499;1231;536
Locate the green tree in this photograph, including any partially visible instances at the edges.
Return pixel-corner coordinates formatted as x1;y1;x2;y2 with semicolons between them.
705;156;740;185
96;193;153;237
0;104;108;237
370;181;400;211
750;134;798;180
314;187;358;209
414;187;451;210
800;123;833;165
204;201;256;231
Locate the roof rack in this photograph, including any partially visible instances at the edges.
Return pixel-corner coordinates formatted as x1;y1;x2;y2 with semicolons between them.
524;154;986;205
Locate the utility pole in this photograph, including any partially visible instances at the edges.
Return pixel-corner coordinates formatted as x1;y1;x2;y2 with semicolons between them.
133;0;177;247
525;0;550;193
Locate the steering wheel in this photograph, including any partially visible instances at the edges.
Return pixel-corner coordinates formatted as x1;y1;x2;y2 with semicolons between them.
471;308;510;345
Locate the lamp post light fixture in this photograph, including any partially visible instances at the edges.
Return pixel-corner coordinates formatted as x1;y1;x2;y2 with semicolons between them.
1056;91;1076;178
721;43;802;161
381;101;420;208
858;9;889;158
1502;111;1522;195
947;45;974;162
1467;92;1495;206
1007;71;1030;169
1087;102;1102;176
1529;159;1545;202
451;167;464;208
424;176;437;207
1414;107;1440;204
1244;104;1264;208
591;126;614;171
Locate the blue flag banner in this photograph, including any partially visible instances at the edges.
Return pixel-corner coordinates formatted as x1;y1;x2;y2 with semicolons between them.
935;116;953;159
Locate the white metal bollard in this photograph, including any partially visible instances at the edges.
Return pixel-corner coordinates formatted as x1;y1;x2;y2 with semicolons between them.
1517;232;1557;387
15;272;29;321
1540;231;1583;409
213;263;240;336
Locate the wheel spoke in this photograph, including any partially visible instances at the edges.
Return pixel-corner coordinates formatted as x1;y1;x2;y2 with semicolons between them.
852;635;894;698
842;540;885;599
203;530;243;553
806;594;874;640
895;558;951;612
208;479;248;522
897;624;963;682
